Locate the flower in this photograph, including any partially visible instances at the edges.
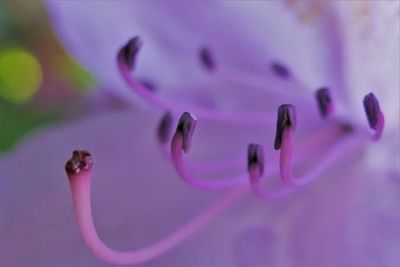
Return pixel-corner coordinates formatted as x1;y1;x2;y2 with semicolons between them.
1;1;399;266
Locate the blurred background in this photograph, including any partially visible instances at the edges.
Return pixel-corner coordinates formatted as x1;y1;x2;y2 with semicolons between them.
0;0;97;153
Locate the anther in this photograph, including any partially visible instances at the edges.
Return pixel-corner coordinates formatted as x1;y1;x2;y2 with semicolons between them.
65;150;93;175
315;87;333;119
176;112;197;153
363;93;384;140
118;36;142;70
157;112;174;144
247;144;265;177
271;62;290;79
199;47;215;71
274;104;297;150
363;93;383;130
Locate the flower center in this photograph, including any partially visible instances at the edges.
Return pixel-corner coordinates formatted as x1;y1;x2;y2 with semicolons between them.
116;36;383;191
63;36;385;265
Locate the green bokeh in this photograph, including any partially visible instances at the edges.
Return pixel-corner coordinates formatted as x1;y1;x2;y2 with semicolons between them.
0;47;42;103
0;99;58;153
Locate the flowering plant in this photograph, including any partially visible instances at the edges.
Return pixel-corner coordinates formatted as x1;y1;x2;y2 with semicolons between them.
1;1;398;266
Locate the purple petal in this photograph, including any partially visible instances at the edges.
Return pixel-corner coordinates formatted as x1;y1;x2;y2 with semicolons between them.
45;1;349;98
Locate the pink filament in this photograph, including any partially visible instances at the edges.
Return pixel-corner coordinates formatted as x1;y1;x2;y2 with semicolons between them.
279;128;363;186
159;140;243;173
371;112;384;141
249;124;345;200
68;171;247;265
117;57;275;125
249;166;297;200
170;133;248;190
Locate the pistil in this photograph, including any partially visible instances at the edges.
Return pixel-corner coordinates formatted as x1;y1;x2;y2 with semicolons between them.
65;150;247;265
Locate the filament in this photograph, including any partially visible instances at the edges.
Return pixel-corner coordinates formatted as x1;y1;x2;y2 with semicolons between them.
156;112;244;173
170;133;248;190
249;165;297;200
279;128;363;186
158;140;243;173
371;115;384;141
249;123;347;200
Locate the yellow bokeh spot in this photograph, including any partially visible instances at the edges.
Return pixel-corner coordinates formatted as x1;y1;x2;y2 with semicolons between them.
0;48;42;103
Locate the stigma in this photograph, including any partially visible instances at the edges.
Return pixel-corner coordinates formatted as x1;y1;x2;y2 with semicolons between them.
65;150;93;175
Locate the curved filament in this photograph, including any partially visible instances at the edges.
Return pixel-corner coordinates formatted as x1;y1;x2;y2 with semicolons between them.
67;168;247;265
170;133;248;190
279;128;363;186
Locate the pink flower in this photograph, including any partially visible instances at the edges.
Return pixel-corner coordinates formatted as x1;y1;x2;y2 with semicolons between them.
1;1;398;266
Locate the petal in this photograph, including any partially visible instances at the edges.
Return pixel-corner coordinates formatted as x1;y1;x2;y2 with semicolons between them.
0;108;274;266
332;1;400;130
1;108;398;266
45;1;349;98
287;159;400;267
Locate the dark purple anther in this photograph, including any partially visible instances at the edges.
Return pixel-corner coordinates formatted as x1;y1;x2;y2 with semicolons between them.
363;93;383;130
176;112;197;153
199;47;215;71
274;104;297;150
118;36;142;70
157;112;173;144
65;150;93;174
315;87;333;119
247;144;265;176
271;62;290;79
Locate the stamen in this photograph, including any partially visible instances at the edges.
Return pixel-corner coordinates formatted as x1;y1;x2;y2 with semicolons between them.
270;62;290;79
117;37;274;125
315;87;334;119
199;47;215;71
247;143;296;200
274;104;296;150
176;112;197;153
170;113;248;190
248;123;352;200
363;93;384;140
274;106;363;186
117;36;142;71
65;150;247;265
